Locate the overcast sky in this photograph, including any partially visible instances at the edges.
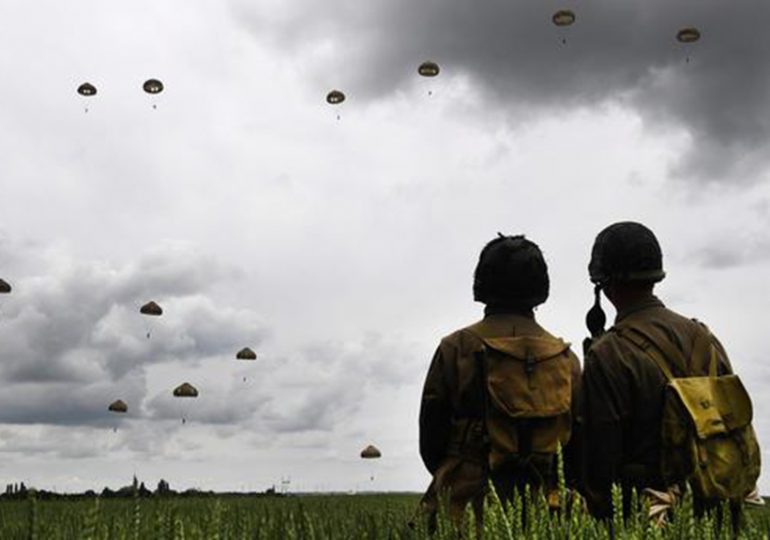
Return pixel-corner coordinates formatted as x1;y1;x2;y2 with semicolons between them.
0;0;769;494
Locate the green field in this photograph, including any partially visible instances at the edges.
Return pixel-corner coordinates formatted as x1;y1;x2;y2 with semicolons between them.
1;489;769;539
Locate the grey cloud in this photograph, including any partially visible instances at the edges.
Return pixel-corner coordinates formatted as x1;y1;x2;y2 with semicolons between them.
0;426;109;460
692;236;770;269
0;243;269;427
145;385;269;426
235;0;770;182
0;382;141;426
258;333;421;434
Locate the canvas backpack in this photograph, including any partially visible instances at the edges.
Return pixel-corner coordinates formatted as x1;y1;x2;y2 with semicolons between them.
616;322;761;501
470;333;574;475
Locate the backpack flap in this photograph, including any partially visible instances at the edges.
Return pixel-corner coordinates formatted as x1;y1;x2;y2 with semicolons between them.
481;336;572;419
669;375;752;439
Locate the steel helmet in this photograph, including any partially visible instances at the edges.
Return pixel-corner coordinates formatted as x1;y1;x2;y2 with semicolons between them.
473;234;549;307
589;222;665;285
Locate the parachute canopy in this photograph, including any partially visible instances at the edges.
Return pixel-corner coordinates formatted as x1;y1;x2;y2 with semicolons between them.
77;83;97;96
236;347;257;360
676;27;701;43
326;90;345;105
360;444;381;459
0;279;11;293
173;383;198;398
108;399;128;413
552;9;576;27
143;79;164;94
418;61;440;77
140;301;163;316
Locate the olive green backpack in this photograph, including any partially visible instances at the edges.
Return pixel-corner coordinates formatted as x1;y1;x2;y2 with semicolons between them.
471;334;574;473
618;322;761;501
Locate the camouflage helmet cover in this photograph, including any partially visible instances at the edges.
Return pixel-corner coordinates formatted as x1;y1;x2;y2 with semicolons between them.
589;221;665;285
473;234;549;307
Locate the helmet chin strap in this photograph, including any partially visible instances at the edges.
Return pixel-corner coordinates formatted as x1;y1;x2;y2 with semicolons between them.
583;284;607;356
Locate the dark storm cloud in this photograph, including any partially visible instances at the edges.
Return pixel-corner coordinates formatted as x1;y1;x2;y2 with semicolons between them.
236;0;770;182
0;245;268;426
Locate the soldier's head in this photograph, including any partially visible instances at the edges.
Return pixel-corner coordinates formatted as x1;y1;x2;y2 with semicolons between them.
473;234;549;310
589;221;665;306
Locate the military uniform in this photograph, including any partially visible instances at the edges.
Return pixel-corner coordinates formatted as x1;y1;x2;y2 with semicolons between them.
581;296;732;518
419;309;581;521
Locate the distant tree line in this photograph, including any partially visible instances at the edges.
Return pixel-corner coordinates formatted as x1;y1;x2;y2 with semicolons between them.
0;477;285;500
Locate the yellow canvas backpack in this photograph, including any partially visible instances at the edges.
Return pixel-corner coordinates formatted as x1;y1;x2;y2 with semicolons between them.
617;322;760;501
472;334;574;473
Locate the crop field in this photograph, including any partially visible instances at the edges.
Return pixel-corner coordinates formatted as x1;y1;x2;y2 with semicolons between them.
0;489;769;539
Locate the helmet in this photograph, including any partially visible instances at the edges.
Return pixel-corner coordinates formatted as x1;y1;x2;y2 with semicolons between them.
589;222;665;285
473;234;549;307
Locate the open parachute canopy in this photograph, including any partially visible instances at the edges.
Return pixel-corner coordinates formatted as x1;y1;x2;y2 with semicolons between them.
360;444;381;459
143;78;164;94
0;279;11;293
173;383;198;398
676;27;701;43
140;301;163;316
418;61;440;77
236;347;257;360
77;82;97;96
326;89;345;105
552;9;576;27
108;399;128;413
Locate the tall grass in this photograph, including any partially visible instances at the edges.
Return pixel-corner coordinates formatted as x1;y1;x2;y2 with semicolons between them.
0;487;766;538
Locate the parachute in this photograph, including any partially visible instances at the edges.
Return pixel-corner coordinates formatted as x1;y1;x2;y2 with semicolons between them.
552;9;576;27
140;301;163;316
236;347;257;382
77;82;97;113
143;79;164;94
0;279;11;294
326;90;345;120
140;301;162;339
236;347;257;360
108;399;128;413
173;383;198;397
552;10;576;45
77;83;97;96
173;383;198;424
417;61;440;96
676;27;700;63
361;444;381;483
326;90;345;105
143;79;164;109
360;444;381;459
417;61;440;77
676;27;701;43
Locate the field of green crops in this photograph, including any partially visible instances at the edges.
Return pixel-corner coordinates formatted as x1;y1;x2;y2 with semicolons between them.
0;488;768;539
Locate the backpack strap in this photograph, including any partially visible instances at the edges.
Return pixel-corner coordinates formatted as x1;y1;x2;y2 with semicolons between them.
616;322;717;380
617;326;676;381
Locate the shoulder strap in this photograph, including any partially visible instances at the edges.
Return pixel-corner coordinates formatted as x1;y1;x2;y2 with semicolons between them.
616;325;676;381
616;321;718;381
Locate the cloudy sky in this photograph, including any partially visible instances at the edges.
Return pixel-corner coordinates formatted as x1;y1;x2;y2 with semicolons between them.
0;0;769;494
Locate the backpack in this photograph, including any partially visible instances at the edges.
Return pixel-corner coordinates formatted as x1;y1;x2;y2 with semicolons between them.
617;322;761;501
472;334;574;475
